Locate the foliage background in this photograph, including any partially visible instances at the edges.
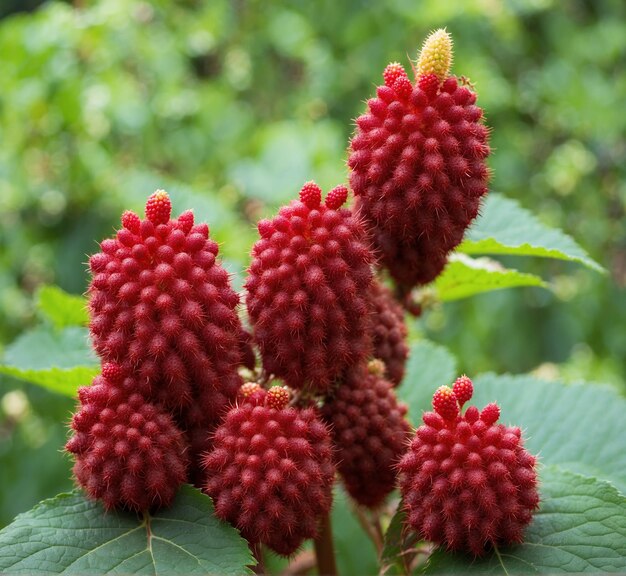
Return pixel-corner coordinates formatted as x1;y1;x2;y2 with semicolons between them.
0;0;624;532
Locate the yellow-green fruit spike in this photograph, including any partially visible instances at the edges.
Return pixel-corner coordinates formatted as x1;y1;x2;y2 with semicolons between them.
417;28;453;80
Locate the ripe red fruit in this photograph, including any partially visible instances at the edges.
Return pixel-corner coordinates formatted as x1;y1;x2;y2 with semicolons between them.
87;191;243;471
66;367;188;512
322;362;411;508
398;378;539;556
369;280;409;386
245;181;374;393
348;33;490;291
432;385;460;421
452;375;473;407
203;386;335;556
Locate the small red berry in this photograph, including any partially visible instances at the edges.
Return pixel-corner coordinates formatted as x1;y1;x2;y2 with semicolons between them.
266;386;290;410
452;375;473;407
481;402;500;425
432;386;459;421
145;189;172;225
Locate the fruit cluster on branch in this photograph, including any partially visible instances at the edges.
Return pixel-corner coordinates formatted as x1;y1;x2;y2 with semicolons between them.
66;29;538;559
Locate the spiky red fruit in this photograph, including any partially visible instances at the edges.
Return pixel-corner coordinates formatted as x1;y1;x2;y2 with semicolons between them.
398;381;539;556
432;385;460;421
453;375;473;407
203;389;335;556
322;363;411;508
348;62;490;290
369;280;409;385
66;367;188;512
87;191;243;473
245;181;374;392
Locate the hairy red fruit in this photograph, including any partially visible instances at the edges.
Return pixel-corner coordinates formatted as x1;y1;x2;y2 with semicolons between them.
245;181;374;393
432;386;459;421
145;189;172;225
66;368;188;512
87;191;244;480
322;364;411;508
398;385;539;556
349;61;490;290
453;375;474;407
266;386;290;410
203;402;335;556
369;280;409;386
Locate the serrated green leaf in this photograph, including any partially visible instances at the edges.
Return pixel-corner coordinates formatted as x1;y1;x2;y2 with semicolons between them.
36;285;88;329
0;486;254;575
433;254;546;301
471;374;626;495
397;341;457;426
459;194;604;272
0;326;98;396
425;467;626;574
380;506;422;576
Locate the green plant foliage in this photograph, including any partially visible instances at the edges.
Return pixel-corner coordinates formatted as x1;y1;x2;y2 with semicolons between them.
424;467;626;574
433;254;546;302
36;285;87;329
397;341;457;426
0;486;253;575
459;194;604;273
0;327;97;397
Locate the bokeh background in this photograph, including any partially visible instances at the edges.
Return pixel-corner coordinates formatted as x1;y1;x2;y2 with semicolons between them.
1;0;624;532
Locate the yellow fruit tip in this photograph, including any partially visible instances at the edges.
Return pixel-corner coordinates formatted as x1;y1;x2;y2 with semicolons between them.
417;28;453;80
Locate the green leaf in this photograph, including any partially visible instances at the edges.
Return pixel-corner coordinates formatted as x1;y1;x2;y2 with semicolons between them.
0;327;98;397
0;366;98;398
332;486;380;576
380;506;422;576
36;285;88;329
471;373;626;495
397;341;457;426
433;254;546;301
0;486;254;575
459;194;604;272
425;467;626;574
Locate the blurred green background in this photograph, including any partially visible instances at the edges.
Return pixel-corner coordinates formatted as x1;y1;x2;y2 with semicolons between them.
0;0;624;529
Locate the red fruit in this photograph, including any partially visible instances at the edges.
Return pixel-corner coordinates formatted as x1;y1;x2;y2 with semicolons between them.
453;375;473;407
66;368;188;512
87;190;243;471
145;189;172;225
245;181;374;393
322;362;411;508
398;385;539;556
369;280;409;386
349;42;490;290
203;392;335;556
432;386;459;421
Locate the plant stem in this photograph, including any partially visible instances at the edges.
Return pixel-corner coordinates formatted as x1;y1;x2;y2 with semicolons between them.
314;512;338;576
252;542;265;575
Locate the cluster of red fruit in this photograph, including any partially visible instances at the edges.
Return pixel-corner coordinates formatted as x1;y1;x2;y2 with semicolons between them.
66;29;539;558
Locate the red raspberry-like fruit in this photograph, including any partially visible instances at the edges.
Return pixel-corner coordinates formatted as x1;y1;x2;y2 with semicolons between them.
452;375;473;407
66;367;188;512
203;389;335;556
432;385;460;421
398;382;539;556
245;181;374;393
322;362;411;508
87;191;243;471
369;280;409;386
348;50;490;290
145;189;172;225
